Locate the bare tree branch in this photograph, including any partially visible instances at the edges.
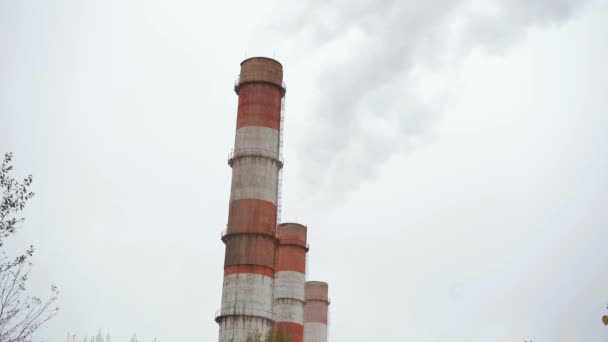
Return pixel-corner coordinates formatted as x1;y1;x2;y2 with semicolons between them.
0;152;59;341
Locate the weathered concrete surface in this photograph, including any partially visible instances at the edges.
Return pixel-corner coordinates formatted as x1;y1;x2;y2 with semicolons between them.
235;126;279;153
239;57;283;90
305;282;329;303
275;223;307;273
219;316;274;342
227;199;277;236
236;84;283;130
303;300;328;324
275;321;304;342
274;272;305;332
219;273;276;341
229;157;280;204
221;273;274;314
274;297;304;324
303;323;328;342
273;224;307;342
224;233;276;270
303;282;329;342
274;271;305;302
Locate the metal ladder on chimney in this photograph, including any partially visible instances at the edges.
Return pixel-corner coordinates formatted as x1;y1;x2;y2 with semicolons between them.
276;94;286;225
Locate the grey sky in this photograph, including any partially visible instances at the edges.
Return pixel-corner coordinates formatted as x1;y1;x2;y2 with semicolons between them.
1;1;607;341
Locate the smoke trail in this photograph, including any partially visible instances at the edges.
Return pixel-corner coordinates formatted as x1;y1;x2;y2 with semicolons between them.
273;0;591;196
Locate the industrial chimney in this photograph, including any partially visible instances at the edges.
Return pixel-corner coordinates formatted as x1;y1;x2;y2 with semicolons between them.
215;57;286;342
304;281;330;342
215;58;331;342
274;223;308;342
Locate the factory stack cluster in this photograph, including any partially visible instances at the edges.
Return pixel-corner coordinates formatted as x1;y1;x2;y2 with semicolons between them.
215;57;330;342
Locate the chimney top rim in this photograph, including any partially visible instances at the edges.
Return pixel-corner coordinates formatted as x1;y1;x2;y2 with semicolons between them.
240;56;283;67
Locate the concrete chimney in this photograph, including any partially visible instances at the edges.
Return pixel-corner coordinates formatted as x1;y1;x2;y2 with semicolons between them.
304;281;330;342
216;57;286;342
274;223;308;342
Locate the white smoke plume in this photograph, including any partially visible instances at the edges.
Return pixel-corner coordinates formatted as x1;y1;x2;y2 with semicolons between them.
274;0;592;196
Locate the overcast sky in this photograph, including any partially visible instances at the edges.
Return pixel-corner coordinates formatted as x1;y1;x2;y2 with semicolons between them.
1;1;607;341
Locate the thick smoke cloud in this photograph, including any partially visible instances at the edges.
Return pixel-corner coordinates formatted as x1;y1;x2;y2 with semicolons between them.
278;0;592;195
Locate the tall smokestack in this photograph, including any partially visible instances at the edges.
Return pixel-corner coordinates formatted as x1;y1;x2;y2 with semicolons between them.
304;281;330;342
216;57;286;342
274;223;308;342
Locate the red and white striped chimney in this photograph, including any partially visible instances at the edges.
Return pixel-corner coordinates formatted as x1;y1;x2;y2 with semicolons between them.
274;223;308;342
303;281;330;342
216;57;286;342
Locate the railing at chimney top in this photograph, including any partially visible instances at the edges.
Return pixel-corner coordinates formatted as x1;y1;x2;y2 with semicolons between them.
233;75;287;96
214;307;276;323
220;230;309;251
227;148;284;167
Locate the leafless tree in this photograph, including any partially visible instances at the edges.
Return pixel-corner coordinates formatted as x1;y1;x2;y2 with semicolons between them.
66;331;157;342
65;330;112;342
0;152;59;341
